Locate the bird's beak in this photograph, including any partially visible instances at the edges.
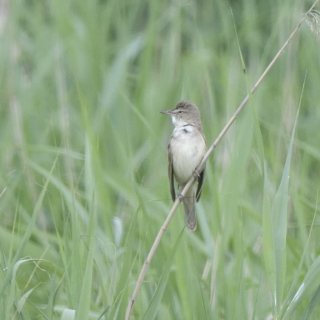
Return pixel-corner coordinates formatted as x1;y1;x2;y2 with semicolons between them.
160;110;172;115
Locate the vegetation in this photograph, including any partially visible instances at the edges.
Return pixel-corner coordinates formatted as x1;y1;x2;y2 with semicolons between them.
1;0;320;319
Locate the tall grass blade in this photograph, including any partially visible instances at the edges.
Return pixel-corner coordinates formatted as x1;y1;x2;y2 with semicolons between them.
142;230;183;320
283;255;320;319
0;158;57;296
77;138;96;320
263;108;299;317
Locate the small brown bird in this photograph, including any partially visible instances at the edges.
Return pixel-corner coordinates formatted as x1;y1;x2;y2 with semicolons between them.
161;100;207;231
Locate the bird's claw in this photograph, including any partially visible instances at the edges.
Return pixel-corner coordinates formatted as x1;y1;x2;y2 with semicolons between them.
178;193;186;203
193;168;200;179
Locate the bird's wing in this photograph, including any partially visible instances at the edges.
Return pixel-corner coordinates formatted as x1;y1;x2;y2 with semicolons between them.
196;131;206;202
196;166;205;202
168;142;176;201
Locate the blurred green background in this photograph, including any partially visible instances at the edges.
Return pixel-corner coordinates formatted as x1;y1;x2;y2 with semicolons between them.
1;0;320;319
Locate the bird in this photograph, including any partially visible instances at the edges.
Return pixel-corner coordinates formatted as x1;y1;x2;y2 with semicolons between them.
161;100;207;231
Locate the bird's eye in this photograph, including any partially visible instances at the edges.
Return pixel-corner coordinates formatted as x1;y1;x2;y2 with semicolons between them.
178;110;183;114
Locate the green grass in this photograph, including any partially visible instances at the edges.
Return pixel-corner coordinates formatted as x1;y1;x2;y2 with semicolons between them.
1;0;320;319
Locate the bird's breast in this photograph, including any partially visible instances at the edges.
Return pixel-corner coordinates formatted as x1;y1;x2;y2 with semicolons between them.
170;126;206;184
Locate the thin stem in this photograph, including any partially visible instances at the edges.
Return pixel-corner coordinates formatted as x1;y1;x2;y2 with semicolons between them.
125;198;182;319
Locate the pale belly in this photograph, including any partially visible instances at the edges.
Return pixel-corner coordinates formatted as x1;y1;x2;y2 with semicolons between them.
170;128;206;184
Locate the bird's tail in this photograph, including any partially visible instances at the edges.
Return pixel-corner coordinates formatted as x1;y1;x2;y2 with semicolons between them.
182;188;197;231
